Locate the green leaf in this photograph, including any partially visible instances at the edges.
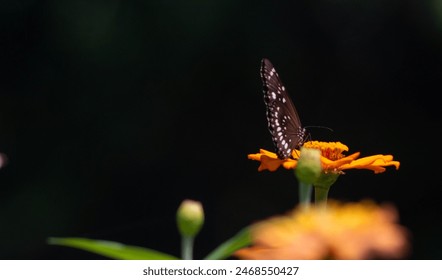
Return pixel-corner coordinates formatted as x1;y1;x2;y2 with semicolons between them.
204;226;251;260
48;237;179;260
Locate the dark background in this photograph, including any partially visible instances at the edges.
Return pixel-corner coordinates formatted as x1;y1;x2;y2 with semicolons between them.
1;1;441;259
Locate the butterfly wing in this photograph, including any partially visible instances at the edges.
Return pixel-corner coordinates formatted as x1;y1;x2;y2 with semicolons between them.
260;58;306;159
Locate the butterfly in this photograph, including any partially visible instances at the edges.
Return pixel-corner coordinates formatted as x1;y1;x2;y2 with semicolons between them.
260;58;308;159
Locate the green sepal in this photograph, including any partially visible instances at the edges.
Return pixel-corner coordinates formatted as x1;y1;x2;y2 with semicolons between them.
314;172;340;204
314;172;340;190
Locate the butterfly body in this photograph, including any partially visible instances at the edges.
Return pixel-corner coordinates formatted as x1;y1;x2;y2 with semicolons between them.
260;58;307;159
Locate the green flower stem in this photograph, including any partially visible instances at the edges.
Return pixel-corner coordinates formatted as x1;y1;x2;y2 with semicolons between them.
299;182;312;209
181;236;194;260
314;187;329;205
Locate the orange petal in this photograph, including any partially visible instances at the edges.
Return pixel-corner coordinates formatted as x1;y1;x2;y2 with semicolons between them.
321;152;360;169
260;149;278;157
258;155;284;171
372;157;400;170
282;159;298;169
248;149;278;161
340;154;400;173
340;164;387;174
248;153;263;161
249;149;297;171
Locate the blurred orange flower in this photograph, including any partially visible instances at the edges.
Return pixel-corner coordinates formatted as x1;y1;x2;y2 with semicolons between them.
235;200;410;260
248;141;400;174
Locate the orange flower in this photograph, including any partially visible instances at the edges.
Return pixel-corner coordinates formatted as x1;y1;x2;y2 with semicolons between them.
248;141;400;174
234;200;410;260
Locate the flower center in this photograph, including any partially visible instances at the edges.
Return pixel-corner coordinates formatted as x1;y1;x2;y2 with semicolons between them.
303;141;349;161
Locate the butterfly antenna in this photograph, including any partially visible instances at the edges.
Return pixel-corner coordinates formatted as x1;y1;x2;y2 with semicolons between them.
304;125;334;132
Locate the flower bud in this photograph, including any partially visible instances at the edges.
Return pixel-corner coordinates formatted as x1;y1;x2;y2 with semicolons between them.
176;199;204;238
295;147;322;184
